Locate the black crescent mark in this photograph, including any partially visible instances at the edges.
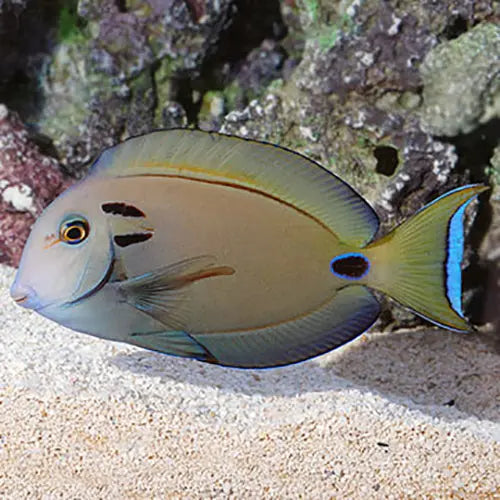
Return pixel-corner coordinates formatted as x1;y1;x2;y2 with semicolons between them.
102;202;146;218
114;232;153;247
67;257;116;305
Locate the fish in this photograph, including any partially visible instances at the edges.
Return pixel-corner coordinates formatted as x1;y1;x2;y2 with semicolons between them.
10;129;488;368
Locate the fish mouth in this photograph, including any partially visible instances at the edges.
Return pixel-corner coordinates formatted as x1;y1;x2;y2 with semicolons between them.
10;282;38;309
13;295;28;304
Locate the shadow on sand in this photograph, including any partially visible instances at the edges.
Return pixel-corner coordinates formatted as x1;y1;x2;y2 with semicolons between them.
110;327;499;424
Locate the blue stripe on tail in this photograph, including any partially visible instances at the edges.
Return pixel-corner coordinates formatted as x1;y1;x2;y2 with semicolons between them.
445;197;477;318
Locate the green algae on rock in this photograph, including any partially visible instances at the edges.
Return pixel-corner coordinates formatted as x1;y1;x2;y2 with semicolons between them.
37;0;236;174
420;23;500;137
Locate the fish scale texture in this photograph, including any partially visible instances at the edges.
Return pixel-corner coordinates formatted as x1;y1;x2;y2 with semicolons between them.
0;265;498;498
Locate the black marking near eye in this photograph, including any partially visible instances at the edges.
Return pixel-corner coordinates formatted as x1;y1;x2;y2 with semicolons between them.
102;202;146;218
68;258;116;305
330;253;370;280
114;233;153;248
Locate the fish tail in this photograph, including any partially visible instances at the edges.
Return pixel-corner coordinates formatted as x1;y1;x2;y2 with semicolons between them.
364;185;489;331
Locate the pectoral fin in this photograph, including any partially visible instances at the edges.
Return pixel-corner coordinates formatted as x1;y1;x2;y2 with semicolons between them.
114;255;235;330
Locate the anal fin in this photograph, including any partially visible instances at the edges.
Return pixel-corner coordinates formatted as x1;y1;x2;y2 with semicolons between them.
192;285;381;368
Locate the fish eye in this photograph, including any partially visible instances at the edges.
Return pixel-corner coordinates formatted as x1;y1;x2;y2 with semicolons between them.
60;218;90;245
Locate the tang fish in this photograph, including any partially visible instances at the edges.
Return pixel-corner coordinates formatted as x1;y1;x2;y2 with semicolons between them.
10;130;488;367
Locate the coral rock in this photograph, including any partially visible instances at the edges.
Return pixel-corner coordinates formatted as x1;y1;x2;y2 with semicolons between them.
0;105;69;267
420;23;500;136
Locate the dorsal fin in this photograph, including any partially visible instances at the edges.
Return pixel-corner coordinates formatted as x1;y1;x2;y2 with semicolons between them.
90;129;379;246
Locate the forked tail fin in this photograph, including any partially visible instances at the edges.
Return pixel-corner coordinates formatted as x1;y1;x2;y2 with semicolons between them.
365;185;489;331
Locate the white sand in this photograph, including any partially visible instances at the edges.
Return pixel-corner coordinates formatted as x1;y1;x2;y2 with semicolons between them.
0;264;499;498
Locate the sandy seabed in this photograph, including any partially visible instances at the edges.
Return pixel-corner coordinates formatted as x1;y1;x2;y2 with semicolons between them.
0;264;498;498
